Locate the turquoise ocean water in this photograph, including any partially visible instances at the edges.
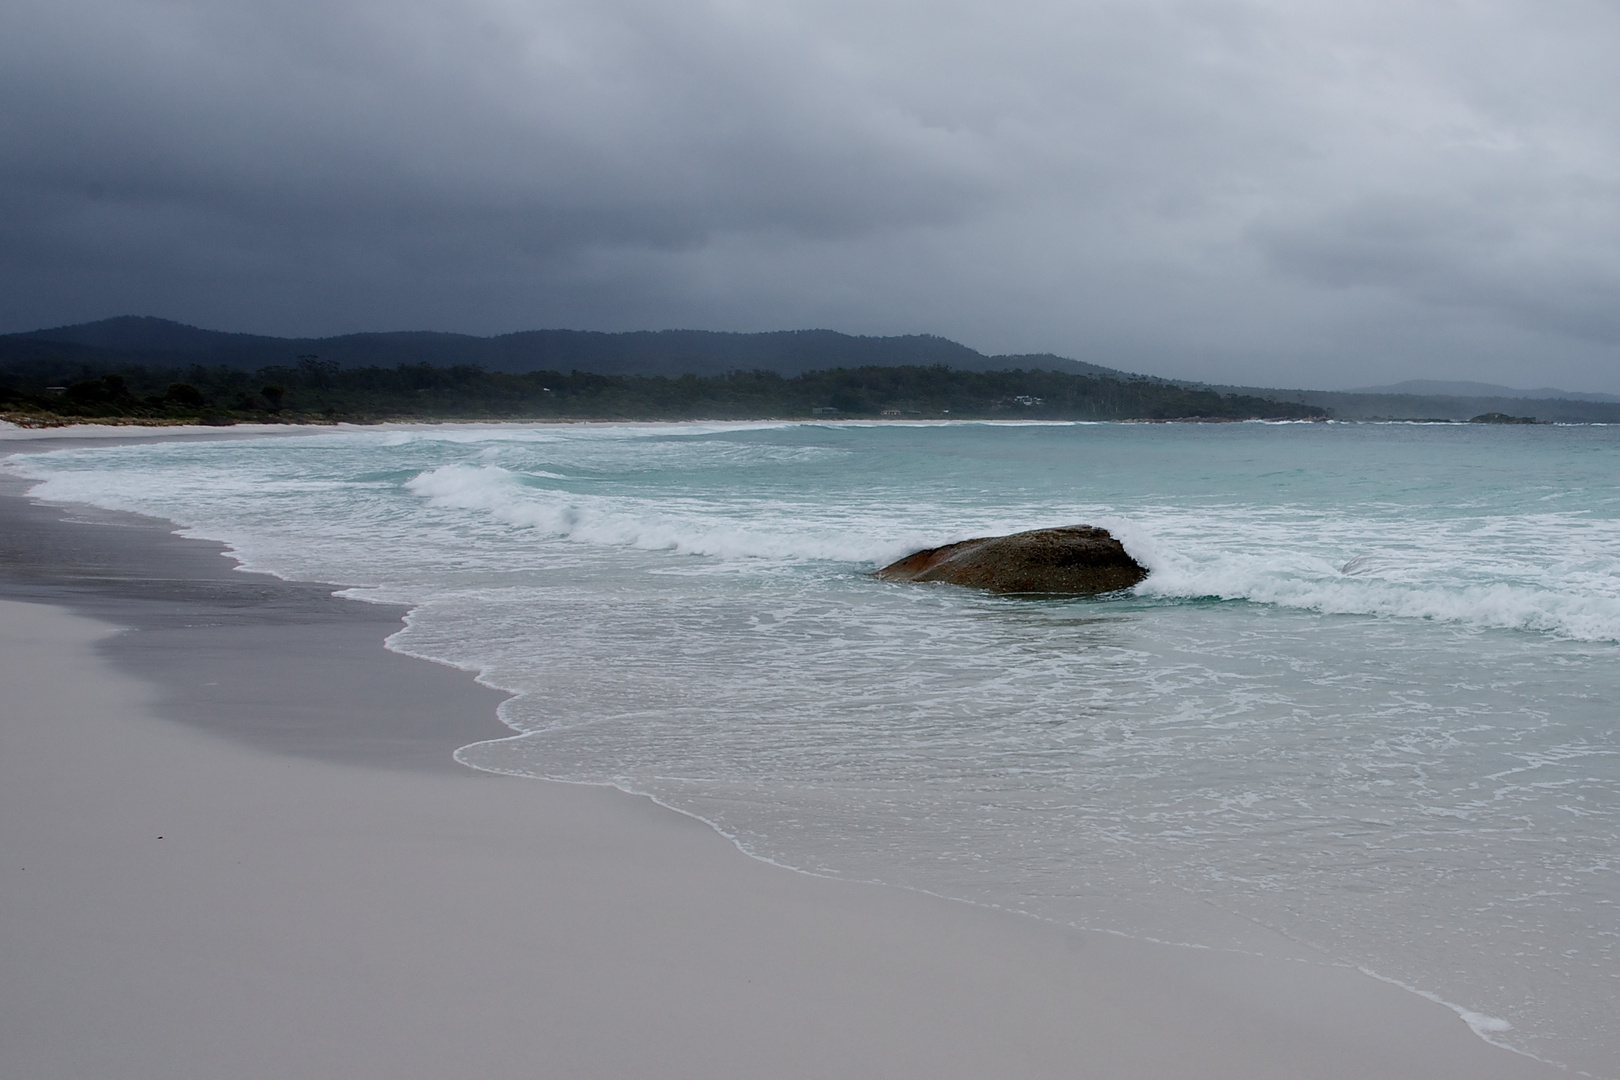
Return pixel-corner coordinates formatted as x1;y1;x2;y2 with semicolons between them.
11;420;1620;1073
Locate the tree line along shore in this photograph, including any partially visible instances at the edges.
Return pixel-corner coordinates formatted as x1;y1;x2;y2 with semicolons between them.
0;360;1329;425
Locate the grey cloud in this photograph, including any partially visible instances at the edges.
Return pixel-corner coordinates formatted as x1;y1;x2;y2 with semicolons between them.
3;0;1620;390
1255;181;1620;346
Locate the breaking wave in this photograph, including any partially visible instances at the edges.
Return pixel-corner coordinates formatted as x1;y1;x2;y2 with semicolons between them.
408;463;1620;642
405;462;924;565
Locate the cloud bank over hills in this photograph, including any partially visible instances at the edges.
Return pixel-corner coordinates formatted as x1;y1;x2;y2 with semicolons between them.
3;0;1619;391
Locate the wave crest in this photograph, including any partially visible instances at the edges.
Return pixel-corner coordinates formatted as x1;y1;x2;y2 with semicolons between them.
405;463;914;564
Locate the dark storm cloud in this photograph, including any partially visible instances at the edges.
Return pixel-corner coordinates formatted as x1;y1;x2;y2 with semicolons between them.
1;0;988;249
3;0;1619;389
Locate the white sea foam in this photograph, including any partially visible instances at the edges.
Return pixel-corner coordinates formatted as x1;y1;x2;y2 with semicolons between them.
403;463;913;563
402;460;1620;640
1357;969;1524;1049
1126;510;1620;642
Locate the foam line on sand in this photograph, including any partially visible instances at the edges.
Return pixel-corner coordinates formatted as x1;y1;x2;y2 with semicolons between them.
0;594;1565;1079
0;432;1567;1079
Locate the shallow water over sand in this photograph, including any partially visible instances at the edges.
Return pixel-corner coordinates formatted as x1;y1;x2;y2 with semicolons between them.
11;420;1620;1074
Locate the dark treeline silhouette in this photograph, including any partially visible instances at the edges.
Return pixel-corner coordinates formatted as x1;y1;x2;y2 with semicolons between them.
11;317;1617;421
0;358;1326;424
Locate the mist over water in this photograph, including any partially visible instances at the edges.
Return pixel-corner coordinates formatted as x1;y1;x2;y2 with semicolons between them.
11;420;1620;1074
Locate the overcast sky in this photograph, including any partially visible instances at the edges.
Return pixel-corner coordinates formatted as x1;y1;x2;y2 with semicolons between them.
4;0;1619;390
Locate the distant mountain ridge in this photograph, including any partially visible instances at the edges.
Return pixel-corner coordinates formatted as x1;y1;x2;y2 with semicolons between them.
1348;378;1620;404
1;316;1132;380
6;316;1620;423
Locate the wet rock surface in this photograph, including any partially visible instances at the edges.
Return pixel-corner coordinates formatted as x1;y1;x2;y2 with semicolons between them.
876;525;1147;596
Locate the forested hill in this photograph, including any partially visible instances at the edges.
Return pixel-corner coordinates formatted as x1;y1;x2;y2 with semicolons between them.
7;317;1617;424
0;317;1129;380
0;361;1326;425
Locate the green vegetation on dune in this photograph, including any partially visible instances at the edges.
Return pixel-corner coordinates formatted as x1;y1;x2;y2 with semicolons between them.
0;358;1326;425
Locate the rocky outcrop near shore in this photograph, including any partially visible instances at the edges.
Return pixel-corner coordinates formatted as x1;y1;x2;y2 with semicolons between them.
876;525;1147;595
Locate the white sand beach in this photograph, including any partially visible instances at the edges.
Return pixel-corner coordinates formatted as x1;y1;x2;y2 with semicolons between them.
0;596;1565;1079
0;432;1573;1079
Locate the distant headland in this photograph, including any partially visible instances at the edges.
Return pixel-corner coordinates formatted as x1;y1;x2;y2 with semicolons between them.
3;317;1617;425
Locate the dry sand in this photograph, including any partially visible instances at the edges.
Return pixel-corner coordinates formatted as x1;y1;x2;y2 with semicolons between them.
0;447;1566;1080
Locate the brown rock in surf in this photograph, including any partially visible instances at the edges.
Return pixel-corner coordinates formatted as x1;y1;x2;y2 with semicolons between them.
876;525;1147;596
